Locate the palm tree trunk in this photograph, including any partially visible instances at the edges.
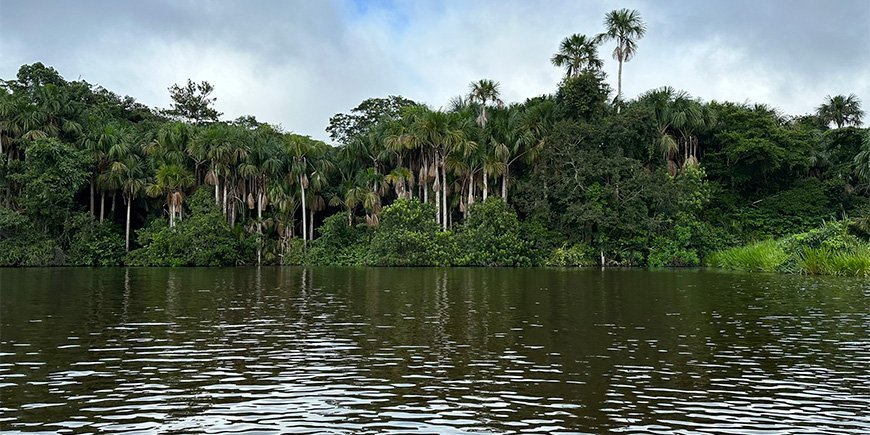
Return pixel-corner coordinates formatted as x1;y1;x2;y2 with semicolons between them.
222;182;228;219
502;165;509;202
169;201;175;228
309;209;315;241
100;191;105;223
433;156;441;226
215;176;220;205
300;176;307;246
483;169;489;201
125;195;132;252
441;160;448;230
257;189;263;266
617;59;623;102
467;173;475;214
90;179;95;217
111;192;116;216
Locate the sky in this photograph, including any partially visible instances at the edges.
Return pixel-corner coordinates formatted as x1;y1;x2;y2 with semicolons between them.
1;0;868;142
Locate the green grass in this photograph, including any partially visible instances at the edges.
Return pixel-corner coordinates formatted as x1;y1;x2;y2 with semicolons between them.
798;246;870;277
706;240;789;272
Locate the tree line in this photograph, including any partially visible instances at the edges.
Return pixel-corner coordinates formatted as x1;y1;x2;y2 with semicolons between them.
2;9;868;268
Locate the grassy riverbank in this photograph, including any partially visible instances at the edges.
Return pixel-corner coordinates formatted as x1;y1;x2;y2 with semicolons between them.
707;220;870;277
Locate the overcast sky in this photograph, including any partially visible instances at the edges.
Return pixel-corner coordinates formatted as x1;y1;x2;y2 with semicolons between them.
2;0;868;142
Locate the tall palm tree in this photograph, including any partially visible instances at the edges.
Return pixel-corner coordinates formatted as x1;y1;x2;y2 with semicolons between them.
468;79;503;128
551;34;604;79
147;164;194;228
110;153;149;251
816;94;864;128
598;9;646;102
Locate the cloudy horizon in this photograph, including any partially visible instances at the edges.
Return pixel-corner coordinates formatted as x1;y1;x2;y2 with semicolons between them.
2;0;868;142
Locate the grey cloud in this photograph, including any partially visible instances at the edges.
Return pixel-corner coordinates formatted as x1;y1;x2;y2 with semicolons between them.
1;0;868;142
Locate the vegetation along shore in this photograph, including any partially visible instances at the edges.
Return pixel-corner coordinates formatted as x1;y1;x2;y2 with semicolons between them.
1;9;868;275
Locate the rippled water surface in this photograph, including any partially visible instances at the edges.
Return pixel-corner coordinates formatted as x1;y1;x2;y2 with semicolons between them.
1;267;868;433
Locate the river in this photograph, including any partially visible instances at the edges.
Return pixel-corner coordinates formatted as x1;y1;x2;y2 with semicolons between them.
0;267;867;433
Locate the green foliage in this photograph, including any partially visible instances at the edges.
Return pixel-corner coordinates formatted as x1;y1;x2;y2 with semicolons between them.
306;213;372;266
797;246;870;277
455;198;531;267
708;220;870;276
126;188;253;266
0;206;59;266
9;139;90;234
706;240;789;272
555;72;610;122
367;199;454;266
1;60;867;274
66;215;125;266
546;244;596;267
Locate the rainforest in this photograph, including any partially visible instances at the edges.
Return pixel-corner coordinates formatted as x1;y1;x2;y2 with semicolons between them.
1;12;869;275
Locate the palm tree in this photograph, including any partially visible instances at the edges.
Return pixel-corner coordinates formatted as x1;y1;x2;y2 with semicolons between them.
147;164;194;228
551;34;604;79
285;134;332;245
598;8;646;102
816;94;864;128
468;79;503;128
110;153;149;251
640;87;713;172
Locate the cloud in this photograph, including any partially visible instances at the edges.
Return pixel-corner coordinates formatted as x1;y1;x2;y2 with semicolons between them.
1;0;868;142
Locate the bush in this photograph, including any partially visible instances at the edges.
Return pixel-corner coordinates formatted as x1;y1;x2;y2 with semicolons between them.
126;188;253;266
366;199;454;266
0;206;60;266
307;214;372;266
66;215;125;266
454;198;532;267
546;243;596;267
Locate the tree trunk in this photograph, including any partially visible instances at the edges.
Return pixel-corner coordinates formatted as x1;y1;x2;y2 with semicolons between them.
300;176;307;246
501;165;509;202
467;173;475;215
483;169;489;201
617;59;623;101
125;196;132;252
433;155;441;226
99;192;105;223
90;179;95;217
169;201;175;228
441;160;448;230
111;192;116;217
215;176;220;205
309;209;315;241
222;182;228;219
257;189;263;266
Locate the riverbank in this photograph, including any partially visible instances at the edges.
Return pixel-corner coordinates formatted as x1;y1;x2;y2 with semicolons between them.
707;220;870;277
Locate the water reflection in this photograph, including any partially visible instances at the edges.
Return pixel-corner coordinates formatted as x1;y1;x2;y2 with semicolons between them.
0;267;867;433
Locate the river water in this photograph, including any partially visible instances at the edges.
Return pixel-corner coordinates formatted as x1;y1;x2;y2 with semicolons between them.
0;267;868;433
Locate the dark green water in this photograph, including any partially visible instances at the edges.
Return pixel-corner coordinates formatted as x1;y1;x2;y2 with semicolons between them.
0;267;867;433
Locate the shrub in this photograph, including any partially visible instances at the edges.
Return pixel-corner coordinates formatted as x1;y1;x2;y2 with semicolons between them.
366;199;454;266
0;206;60;266
307;214;372;266
546;243;596;267
66;215;125;266
454;198;532;267
126;188;253;266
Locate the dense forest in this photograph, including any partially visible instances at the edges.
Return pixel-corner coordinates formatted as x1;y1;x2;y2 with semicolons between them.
1;9;868;274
